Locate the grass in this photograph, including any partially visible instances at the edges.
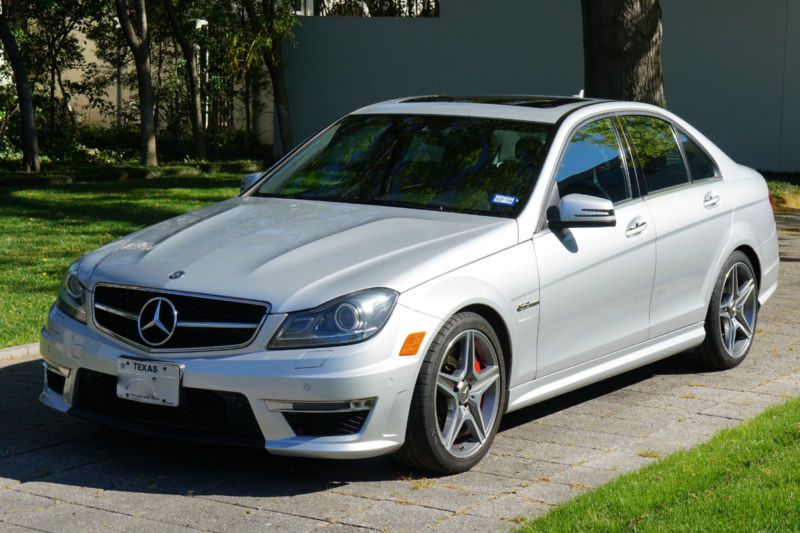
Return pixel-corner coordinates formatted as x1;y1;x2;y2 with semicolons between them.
518;397;800;532
763;172;800;210
0;168;242;348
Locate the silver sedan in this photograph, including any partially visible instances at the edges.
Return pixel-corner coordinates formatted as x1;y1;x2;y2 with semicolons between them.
40;96;779;473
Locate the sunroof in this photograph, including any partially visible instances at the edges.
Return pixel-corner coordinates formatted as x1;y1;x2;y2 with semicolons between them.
401;95;588;108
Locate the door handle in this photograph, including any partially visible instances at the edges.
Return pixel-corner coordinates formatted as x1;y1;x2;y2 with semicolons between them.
704;191;721;208
625;217;648;237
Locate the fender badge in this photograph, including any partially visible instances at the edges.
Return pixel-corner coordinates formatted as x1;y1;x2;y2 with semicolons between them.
168;270;185;280
517;300;539;312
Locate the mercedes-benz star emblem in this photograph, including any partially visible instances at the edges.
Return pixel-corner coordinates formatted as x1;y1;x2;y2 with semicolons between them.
137;297;178;346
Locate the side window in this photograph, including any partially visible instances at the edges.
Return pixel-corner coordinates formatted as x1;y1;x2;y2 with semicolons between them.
677;129;718;180
555;118;631;203
623;115;689;193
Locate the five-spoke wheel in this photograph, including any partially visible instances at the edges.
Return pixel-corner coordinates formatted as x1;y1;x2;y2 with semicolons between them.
397;312;506;474
435;330;501;459
718;261;757;358
697;251;759;369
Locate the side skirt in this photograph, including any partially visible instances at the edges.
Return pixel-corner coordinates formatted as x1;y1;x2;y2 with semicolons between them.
506;322;705;413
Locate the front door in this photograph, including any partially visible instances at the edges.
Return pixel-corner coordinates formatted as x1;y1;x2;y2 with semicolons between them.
534;117;656;377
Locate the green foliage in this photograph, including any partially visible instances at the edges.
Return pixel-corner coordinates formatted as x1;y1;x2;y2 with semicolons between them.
763;172;800;210
320;0;439;16
518;397;800;532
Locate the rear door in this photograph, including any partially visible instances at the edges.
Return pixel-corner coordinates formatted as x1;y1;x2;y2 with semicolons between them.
619;115;734;338
533;117;656;377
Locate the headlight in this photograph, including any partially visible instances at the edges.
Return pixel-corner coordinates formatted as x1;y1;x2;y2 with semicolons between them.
269;288;398;349
55;262;87;323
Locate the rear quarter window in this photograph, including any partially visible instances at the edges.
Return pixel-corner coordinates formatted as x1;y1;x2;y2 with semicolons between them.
677;129;718;180
623;115;690;193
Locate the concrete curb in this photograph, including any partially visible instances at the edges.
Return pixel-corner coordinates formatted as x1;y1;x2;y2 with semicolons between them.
0;342;40;361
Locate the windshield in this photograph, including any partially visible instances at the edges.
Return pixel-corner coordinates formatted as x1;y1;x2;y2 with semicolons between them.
254;114;552;217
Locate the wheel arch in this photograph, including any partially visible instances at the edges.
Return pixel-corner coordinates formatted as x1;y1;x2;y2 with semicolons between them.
734;244;762;289
705;238;763;307
458;303;513;385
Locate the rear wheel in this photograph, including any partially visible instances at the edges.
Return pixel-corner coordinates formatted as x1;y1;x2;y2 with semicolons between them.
396;312;506;474
696;251;758;369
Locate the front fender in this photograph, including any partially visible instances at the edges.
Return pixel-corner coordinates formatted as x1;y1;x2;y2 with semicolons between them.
398;243;540;387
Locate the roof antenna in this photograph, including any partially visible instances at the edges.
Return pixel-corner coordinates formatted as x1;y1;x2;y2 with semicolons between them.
574;89;585;98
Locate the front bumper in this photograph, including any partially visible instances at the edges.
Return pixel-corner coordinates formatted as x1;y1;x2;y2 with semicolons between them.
40;302;440;459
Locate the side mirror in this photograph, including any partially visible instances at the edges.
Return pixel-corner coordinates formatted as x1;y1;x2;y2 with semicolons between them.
547;193;616;229
240;172;265;194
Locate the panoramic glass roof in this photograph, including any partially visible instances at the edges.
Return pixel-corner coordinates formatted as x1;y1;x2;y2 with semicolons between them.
400;95;597;109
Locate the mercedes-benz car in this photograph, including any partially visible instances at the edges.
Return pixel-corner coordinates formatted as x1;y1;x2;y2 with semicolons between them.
40;96;779;473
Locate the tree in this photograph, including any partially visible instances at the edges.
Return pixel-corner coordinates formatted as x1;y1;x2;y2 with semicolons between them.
115;0;158;166
242;0;297;153
161;0;206;159
0;2;40;171
580;0;666;107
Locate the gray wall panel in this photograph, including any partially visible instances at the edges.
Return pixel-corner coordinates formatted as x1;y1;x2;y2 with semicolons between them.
283;0;796;170
662;0;787;170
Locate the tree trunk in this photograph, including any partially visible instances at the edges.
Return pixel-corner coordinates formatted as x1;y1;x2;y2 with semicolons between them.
243;0;295;154
134;53;158;167
57;71;77;127
265;53;294;153
115;0;158;167
0;14;40;172
251;67;262;144
49;60;57;129
581;0;666;107
244;69;251;147
162;0;206;160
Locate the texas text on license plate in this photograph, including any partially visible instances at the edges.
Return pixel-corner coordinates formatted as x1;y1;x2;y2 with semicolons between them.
116;357;181;407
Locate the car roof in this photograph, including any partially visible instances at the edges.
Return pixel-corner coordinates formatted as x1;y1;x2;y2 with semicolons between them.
353;95;609;124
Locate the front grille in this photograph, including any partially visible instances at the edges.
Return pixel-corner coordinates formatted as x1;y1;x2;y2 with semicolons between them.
283;411;370;437
72;369;264;446
92;284;269;351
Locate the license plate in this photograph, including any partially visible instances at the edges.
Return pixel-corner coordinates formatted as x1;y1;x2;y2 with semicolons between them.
116;357;181;407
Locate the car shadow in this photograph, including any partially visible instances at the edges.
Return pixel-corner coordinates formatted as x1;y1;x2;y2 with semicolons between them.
0;350;703;498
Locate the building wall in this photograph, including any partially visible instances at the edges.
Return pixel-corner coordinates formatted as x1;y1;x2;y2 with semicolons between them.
283;0;799;171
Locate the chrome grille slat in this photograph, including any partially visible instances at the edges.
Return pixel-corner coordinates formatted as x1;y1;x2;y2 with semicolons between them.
91;283;270;352
95;302;138;320
176;321;262;329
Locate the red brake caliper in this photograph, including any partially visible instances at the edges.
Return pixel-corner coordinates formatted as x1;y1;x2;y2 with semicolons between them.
474;349;484;408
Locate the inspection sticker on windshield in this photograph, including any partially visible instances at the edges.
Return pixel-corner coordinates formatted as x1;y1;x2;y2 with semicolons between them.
491;194;518;206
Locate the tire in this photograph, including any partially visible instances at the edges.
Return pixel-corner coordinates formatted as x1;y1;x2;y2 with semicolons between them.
696;251;759;370
396;312;507;474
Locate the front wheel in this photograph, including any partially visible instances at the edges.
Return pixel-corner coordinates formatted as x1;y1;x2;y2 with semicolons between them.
696;251;759;369
396;312;507;474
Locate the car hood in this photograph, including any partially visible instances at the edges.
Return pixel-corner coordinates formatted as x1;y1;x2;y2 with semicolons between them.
79;197;518;312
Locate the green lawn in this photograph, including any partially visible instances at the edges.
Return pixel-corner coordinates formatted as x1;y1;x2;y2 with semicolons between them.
519;397;800;532
0;172;240;348
764;172;800;210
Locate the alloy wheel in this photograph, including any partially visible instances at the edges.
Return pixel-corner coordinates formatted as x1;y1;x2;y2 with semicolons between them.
435;329;501;458
718;262;757;358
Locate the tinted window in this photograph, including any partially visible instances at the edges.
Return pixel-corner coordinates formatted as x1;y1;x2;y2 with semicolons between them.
677;129;717;180
623;115;689;193
255;114;552;217
556;118;630;203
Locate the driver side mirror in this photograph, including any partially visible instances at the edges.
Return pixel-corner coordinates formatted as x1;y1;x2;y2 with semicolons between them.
240;172;265;194
547;193;616;229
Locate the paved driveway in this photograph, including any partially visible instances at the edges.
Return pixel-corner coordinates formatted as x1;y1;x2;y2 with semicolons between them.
1;212;799;532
